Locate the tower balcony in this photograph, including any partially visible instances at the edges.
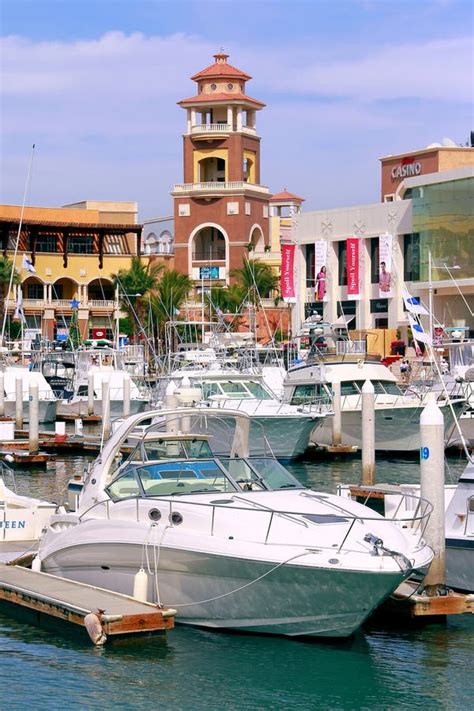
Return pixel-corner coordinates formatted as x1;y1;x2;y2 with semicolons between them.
172;181;269;197
189;123;257;139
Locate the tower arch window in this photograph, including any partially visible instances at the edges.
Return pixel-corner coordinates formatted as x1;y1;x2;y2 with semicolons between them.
193;226;226;261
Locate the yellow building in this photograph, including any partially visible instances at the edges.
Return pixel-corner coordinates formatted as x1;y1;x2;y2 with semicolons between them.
0;201;142;341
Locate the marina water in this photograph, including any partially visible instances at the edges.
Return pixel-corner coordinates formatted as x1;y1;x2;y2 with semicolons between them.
1;452;473;710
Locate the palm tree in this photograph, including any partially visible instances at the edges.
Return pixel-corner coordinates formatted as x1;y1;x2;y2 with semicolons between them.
231;258;280;307
112;257;163;340
205;285;241;318
148;269;192;344
0;256;20;339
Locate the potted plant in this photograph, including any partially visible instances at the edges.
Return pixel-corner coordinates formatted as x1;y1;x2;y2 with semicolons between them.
264;245;272;253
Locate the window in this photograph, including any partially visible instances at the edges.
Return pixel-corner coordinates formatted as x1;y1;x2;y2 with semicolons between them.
210;83;217;91
337;300;356;317
375;318;388;329
69;236;93;254
306;244;315;289
26;283;43;299
370;237;379;284
338;241;347;285
370;298;388;314
290;384;326;405
404;233;420;281
31;234;57;252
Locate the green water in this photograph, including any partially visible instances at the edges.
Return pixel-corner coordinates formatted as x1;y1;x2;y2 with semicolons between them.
1;452;473;710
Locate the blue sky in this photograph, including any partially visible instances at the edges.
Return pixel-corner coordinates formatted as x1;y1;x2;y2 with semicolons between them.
1;0;472;218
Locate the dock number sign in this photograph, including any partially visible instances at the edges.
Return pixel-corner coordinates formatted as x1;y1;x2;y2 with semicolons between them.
420;446;430;460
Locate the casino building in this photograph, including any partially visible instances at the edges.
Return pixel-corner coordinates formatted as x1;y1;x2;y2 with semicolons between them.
291;142;474;342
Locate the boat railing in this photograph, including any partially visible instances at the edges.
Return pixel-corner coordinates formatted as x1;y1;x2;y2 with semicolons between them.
0;460;17;493
78;488;433;551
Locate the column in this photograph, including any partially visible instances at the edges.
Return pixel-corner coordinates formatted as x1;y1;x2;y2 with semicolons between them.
227;105;233;129
236;106;243;131
358;237;371;331
388;233;405;330
326;241;339;324
191;108;196;128
187;109;192;134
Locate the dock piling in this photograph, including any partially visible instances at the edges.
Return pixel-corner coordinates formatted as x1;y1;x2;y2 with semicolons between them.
165;382;178;433
123;374;131;418
361;379;375;485
420;401;446;591
0;371;4;417
28;383;39;454
88;372;94;416
15;377;23;429
331;381;342;446
102;380;111;441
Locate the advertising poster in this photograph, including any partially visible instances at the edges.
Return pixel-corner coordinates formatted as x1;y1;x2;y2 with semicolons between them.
314;240;328;302
346;237;360;300
378;233;393;298
280;243;296;303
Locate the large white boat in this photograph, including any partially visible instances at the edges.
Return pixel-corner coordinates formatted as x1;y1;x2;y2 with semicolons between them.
158;358;331;461
280;360;465;452
41;348;149;418
1;366;57;423
0;468;57;543
36;409;433;638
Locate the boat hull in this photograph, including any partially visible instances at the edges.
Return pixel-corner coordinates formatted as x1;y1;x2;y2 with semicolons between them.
57;398;148;418
41;540;406;637
311;402;463;452
446;539;474;592
4;400;57;424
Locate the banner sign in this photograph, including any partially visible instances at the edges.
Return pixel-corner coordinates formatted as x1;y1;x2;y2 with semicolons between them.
315;240;328;302
92;328;107;340
346;237;360;300
281;243;296;303
379;233;393;298
199;266;220;279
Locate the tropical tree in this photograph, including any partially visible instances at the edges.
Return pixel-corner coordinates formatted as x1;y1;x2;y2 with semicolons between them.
231;258;280;307
205;285;241;317
148;269;192;343
0;256;21;340
112;257;163;340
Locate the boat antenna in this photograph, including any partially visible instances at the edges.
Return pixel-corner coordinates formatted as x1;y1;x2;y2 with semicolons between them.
1;144;36;347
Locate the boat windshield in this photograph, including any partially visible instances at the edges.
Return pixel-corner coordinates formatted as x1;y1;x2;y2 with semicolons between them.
127;437;213;463
105;455;304;500
196;380;273;400
340;380;402;396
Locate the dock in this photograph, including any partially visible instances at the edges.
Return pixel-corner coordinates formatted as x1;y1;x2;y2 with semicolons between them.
0;563;175;645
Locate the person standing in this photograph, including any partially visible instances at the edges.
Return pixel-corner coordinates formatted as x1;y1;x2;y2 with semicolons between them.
316;265;326;301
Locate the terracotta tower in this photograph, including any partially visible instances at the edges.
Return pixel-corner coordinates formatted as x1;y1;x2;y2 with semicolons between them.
172;52;270;289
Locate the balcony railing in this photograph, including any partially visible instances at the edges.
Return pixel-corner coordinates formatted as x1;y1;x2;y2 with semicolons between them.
193;251;226;261
191;123;231;134
173;181;269;194
249;251;282;262
15;299;116;311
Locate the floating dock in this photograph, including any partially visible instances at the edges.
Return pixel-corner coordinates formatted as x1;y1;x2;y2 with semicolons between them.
0;563;175;645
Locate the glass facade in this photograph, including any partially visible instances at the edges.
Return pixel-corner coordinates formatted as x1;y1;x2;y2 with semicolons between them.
409;177;473;281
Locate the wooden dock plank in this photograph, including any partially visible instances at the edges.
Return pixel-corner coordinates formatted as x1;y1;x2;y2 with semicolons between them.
0;564;175;642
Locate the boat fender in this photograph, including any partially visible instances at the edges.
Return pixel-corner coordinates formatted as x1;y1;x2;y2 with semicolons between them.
84;609;107;646
31;555;42;572
133;568;149;602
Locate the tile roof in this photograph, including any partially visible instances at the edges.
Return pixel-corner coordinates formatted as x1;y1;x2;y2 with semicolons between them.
270;190;305;203
178;92;265;108
191;53;252;82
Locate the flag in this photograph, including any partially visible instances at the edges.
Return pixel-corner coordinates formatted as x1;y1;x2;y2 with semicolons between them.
408;314;431;345
13;289;26;324
402;286;429;316
21;254;37;274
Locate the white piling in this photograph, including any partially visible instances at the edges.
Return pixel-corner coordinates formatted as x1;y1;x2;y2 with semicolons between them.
420;401;446;590
361;379;375;485
123;374;131;418
28;383;39;454
331;381;342;446
88;372;95;416
15;377;23;429
102;380;111;441
165;381;178;433
0;371;4;417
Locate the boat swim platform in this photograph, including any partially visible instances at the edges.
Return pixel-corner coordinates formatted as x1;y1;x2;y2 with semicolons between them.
0;563;176;645
391;580;474;618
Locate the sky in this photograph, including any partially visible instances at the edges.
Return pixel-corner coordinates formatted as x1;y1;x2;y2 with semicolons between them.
1;0;472;219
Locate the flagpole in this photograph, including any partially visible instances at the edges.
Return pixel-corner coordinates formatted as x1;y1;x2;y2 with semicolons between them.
1;144;36;347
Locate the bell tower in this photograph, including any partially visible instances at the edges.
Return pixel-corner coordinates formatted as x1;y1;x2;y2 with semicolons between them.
172;52;270;288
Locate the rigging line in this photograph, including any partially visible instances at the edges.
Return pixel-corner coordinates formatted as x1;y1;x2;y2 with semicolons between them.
115;274;160;365
443;264;473;317
1;144;36;346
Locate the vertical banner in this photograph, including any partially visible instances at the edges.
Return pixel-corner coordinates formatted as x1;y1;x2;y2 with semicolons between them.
346;237;360;300
280;243;296;303
378;233;393;298
314;240;328;301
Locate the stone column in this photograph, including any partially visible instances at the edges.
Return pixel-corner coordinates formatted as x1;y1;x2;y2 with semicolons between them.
236;107;243;131
187;109;192;134
227;105;233;128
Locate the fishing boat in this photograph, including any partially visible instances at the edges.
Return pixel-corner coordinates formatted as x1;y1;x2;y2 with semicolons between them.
1;365;57;423
36;409;433;638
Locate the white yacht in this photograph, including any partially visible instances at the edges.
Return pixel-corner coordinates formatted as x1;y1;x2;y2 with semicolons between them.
281;360;465;452
36;409;434;638
338;459;474;593
159;361;331;461
49;348;149;418
0;471;57;543
1;366;57;423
